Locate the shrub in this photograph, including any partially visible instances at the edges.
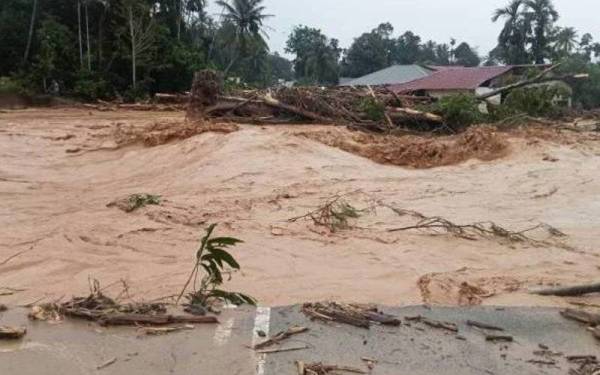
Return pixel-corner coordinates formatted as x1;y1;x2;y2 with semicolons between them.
503;84;571;118
358;96;385;122
0;76;28;95
429;94;485;130
73;72;111;101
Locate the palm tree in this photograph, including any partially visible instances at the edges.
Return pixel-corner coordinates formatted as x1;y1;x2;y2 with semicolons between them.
524;0;559;64
554;27;578;58
491;0;530;64
215;0;271;52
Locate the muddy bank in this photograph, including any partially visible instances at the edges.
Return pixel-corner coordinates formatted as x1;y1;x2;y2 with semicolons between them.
0;108;599;309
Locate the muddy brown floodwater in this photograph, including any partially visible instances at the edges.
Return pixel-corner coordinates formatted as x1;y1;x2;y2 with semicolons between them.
1;108;599;308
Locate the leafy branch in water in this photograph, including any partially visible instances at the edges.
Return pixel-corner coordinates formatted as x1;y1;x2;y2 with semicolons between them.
177;224;256;310
127;193;161;212
288;194;364;232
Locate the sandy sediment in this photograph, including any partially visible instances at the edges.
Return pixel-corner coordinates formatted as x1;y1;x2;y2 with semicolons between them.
1;108;599;308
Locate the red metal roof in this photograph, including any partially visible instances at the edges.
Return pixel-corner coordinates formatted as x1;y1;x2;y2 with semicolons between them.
389;66;514;93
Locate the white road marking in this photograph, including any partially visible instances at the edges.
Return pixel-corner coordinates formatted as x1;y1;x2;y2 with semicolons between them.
252;307;271;375
213;317;235;346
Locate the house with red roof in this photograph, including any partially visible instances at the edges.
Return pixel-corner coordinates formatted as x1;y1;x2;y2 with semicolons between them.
388;65;554;104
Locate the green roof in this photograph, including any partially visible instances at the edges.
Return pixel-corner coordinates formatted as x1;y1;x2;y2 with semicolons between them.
339;65;433;87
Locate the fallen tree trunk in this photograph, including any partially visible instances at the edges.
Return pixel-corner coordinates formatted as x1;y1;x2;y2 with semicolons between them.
387;107;443;123
477;64;588;101
532;282;600;297
262;93;334;123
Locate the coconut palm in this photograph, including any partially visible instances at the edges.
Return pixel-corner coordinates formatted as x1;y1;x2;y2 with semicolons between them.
554;26;578;58
215;0;271;51
525;0;559;63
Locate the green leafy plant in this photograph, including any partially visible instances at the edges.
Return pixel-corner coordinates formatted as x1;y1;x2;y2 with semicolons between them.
358;96;386;122
126;193;161;212
428;93;485;130
503;84;571;118
177;224;256;309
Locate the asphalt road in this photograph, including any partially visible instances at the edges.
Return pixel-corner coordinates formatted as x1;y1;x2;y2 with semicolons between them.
1;305;598;374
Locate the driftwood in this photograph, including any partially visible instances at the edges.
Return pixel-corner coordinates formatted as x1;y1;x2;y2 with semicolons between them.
298;362;367;375
0;326;26;339
98;313;218;326
254;326;309;350
466;320;504;331
560;309;600;326
302;302;400;329
405;315;458;332
532;282;600;297
486;334;514;342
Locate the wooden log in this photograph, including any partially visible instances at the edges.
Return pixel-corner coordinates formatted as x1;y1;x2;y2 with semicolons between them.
261;93;334;124
477;64;587;101
466;320;504;331
387;107;443;123
0;326;26;339
362;311;401;326
98;313;219;326
532;282;600;297
560;309;600;326
486;334;513;342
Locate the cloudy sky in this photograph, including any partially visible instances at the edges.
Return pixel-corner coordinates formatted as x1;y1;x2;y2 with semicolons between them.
207;0;599;58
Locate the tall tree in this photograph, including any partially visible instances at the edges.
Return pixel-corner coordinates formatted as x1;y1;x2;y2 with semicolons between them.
553;26;578;59
286;26;341;85
119;0;157;89
491;0;530;64
453;42;481;66
23;0;38;63
392;31;421;64
525;0;559;63
342;23;394;77
215;0;271;58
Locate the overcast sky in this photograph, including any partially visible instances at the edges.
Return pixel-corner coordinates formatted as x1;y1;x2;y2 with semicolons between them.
207;0;599;58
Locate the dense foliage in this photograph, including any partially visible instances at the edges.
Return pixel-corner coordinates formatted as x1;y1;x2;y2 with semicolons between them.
0;0;598;108
0;0;291;99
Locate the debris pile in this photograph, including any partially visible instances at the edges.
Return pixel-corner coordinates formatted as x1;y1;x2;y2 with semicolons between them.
186;70;443;133
302;302;400;329
28;283;218;327
296;361;366;375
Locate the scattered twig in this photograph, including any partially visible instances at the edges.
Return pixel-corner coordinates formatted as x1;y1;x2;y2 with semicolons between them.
298;362;367;375
254;326;309;350
255;345;310;354
97;357;117;370
140;325;195;335
466;320;504;331
405;315;458;332
302;302;399;329
387;214;569;248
